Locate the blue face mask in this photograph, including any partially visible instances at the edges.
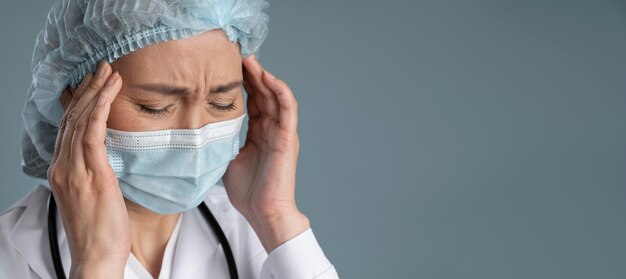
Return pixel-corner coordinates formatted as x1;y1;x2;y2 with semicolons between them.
104;113;246;214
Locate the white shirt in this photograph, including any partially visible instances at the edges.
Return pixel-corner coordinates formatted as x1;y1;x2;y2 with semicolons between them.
0;184;339;279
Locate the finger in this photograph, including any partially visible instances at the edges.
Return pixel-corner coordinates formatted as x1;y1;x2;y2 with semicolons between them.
72;73;95;104
71;72;120;169
244;55;279;119
59;60;112;163
83;72;122;171
262;70;298;132
242;55;279;120
52;73;93;164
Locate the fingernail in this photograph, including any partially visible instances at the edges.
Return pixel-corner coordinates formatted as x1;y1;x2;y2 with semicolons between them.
96;60;108;79
78;73;89;88
97;93;109;107
264;70;276;81
106;72;119;86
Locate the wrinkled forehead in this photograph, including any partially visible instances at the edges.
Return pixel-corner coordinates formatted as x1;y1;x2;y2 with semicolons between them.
110;29;243;86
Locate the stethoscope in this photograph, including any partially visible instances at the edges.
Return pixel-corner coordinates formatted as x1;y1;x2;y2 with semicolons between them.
47;194;239;279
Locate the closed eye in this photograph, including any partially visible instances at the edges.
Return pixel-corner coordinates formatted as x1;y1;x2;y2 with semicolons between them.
139;105;171;117
139;101;236;116
209;101;237;111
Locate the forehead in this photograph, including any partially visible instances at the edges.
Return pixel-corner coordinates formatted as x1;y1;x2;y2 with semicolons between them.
110;29;242;83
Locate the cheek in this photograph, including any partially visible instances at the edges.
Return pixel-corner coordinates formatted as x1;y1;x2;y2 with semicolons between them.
106;99;124;128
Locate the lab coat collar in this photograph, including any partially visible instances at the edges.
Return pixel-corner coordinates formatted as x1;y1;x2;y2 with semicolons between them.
8;184;55;279
7;184;235;279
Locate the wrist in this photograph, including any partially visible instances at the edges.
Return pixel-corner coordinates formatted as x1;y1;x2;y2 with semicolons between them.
248;208;311;254
69;255;128;278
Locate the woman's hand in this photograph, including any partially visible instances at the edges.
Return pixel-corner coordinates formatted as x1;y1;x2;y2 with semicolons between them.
47;60;128;278
222;54;310;254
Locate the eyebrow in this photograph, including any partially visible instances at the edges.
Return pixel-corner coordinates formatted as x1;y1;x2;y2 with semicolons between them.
132;80;243;95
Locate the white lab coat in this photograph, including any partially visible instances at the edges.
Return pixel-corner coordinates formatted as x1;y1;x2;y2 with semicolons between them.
0;184;339;278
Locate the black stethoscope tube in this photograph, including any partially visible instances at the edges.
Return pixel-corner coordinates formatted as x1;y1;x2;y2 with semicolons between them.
47;193;238;279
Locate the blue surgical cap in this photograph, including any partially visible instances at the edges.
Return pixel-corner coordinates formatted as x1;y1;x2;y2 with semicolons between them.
21;0;270;179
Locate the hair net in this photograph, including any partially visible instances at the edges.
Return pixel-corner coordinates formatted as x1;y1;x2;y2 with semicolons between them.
21;0;270;179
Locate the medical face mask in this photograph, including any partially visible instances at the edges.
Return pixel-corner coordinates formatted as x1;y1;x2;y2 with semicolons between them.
104;113;246;214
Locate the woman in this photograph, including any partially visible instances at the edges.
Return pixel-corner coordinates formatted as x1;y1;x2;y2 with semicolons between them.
0;0;339;278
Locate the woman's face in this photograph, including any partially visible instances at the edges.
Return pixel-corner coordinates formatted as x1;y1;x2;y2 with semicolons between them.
63;29;245;131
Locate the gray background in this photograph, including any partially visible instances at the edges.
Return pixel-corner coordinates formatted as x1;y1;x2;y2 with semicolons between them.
2;0;626;278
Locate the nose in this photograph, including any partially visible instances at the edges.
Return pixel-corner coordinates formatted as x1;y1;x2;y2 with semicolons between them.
176;99;211;129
